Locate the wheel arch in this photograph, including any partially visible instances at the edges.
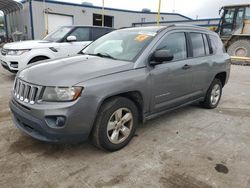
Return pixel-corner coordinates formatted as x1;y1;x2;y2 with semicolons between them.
96;91;144;124
214;72;227;87
28;55;50;64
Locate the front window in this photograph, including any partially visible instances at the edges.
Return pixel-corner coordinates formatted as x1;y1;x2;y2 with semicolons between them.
43;26;72;42
156;32;187;61
69;28;90;41
83;29;156;61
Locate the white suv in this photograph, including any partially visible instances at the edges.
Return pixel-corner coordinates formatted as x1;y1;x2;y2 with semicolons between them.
0;26;113;73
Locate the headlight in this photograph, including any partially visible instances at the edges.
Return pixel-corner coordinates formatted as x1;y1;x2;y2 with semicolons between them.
7;49;30;56
42;87;83;102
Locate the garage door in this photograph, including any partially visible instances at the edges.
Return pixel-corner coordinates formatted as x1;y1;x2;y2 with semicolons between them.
47;13;73;33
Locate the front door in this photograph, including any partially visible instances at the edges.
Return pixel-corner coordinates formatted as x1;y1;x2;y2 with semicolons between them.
58;27;92;57
150;32;194;113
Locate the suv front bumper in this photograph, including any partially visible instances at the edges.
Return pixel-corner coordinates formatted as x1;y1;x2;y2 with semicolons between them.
9;97;98;143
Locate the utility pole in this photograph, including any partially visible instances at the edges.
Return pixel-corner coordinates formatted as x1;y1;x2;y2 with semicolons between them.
173;0;176;13
157;0;161;26
102;0;105;27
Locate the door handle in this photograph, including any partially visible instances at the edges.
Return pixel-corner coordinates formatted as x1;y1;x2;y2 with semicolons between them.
182;64;191;70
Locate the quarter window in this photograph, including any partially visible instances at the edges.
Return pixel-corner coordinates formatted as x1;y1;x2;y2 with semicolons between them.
190;33;205;57
202;34;210;55
157;32;187;61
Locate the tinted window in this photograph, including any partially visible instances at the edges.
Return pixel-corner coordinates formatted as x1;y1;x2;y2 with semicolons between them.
157;32;187;61
69;28;90;41
202;34;210;55
190;33;205;57
92;28;112;41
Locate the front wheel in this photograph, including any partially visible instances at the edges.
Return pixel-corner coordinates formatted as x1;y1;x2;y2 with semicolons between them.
201;79;222;109
91;97;138;151
227;39;250;57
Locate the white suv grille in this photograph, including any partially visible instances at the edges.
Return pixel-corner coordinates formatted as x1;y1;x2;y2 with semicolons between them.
14;79;41;104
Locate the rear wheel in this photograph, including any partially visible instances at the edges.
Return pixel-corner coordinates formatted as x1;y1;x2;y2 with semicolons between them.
227;39;250;57
91;97;138;151
201;79;222;109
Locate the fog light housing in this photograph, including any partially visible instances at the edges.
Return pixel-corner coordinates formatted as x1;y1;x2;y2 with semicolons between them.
45;116;66;128
10;62;18;68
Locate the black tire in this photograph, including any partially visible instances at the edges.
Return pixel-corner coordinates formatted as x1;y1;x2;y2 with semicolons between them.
201;79;222;109
227;39;250;57
91;97;138;151
28;56;49;64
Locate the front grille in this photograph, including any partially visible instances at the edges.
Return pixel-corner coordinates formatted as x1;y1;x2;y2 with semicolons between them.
14;79;42;104
1;48;8;56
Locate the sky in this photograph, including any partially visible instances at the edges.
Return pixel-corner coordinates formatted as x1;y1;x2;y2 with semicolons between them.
55;0;250;19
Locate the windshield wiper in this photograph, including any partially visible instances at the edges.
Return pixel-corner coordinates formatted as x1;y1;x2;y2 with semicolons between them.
85;52;117;60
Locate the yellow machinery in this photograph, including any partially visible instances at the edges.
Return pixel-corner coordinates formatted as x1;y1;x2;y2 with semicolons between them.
218;4;250;61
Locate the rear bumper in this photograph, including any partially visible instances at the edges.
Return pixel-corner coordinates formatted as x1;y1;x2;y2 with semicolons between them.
9;99;93;143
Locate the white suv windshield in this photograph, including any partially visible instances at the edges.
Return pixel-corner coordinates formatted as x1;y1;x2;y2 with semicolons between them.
83;29;156;61
43;27;72;42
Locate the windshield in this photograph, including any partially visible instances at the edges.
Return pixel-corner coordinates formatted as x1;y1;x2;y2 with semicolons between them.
43;27;72;42
82;29;156;61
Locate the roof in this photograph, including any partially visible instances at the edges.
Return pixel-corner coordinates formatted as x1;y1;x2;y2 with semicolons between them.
0;0;23;14
21;0;192;20
222;4;250;8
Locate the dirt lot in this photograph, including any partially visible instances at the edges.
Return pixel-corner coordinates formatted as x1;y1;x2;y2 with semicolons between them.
0;65;250;188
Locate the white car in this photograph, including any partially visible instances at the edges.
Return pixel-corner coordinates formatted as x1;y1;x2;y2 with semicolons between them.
0;26;113;73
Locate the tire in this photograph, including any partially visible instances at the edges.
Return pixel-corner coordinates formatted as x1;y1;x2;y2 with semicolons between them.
91;97;138;151
28;56;49;64
201;79;222;109
227;39;250;57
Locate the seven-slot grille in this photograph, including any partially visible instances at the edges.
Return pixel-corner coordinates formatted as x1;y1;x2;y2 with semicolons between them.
14;79;41;104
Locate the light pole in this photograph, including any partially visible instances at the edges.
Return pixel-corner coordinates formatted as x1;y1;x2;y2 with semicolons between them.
157;0;161;26
102;0;105;27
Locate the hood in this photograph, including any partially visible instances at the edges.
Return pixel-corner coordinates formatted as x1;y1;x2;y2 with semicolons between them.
3;40;56;50
18;55;134;86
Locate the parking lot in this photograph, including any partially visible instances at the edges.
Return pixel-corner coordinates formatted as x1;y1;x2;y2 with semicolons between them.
0;65;249;187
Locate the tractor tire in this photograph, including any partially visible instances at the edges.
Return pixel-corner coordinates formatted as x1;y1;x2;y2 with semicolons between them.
227;39;250;57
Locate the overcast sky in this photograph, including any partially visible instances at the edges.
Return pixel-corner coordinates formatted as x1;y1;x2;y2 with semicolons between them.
56;0;250;19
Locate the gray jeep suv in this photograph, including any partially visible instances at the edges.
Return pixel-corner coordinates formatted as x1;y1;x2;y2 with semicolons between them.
10;25;231;151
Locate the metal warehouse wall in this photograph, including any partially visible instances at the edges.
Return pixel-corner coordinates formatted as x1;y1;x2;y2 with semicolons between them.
20;0;191;40
6;3;31;40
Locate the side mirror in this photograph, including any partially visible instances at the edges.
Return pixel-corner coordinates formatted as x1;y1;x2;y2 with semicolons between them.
66;36;77;42
150;49;174;65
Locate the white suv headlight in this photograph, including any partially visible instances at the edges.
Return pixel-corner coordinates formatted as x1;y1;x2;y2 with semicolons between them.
42;87;83;102
7;49;30;56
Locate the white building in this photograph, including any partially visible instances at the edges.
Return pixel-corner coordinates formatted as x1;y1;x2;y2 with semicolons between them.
4;0;192;40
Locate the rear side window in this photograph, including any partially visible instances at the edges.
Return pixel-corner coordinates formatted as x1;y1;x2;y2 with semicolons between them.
157;32;187;61
190;33;205;57
92;28;112;41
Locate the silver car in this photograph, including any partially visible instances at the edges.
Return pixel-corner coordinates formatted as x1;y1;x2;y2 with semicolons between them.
10;25;231;151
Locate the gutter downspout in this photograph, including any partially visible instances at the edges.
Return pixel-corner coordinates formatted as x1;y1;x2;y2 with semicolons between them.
29;0;35;39
4;14;8;41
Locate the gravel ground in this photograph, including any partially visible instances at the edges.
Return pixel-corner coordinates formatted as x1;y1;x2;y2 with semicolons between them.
0;65;250;188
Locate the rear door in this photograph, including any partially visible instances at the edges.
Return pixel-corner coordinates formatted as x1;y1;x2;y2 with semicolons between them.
150;31;195;112
187;32;212;97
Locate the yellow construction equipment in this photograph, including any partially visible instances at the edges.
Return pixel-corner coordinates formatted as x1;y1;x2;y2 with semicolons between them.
217;4;250;60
